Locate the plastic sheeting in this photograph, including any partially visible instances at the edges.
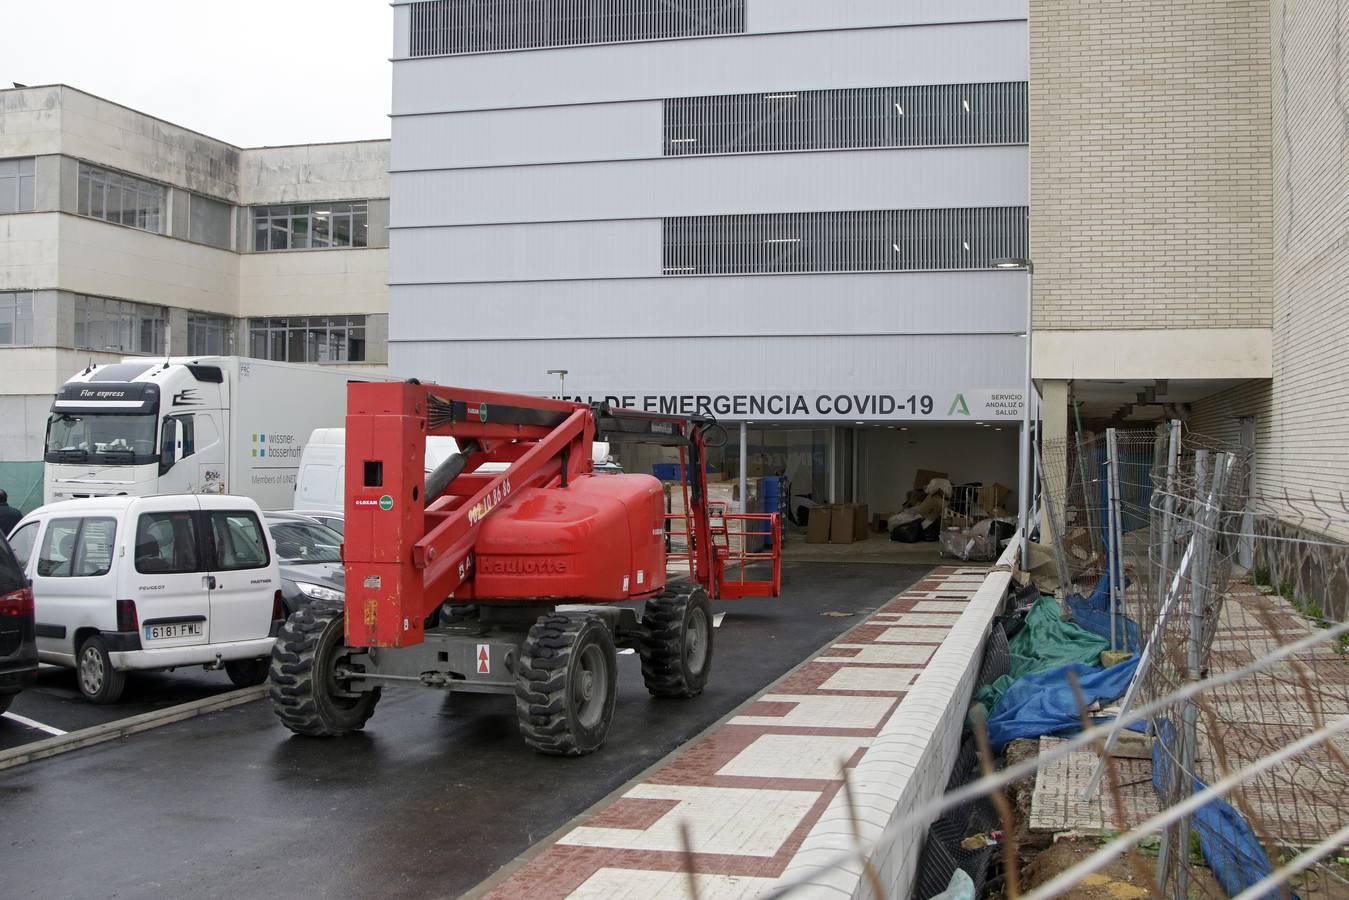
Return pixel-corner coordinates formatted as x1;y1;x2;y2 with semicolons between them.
1066;573;1141;653
930;870;975;900
985;656;1139;752
974;596;1110;713
1151;720;1287;900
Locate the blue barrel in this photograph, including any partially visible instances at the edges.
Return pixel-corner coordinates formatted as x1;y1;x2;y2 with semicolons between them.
756;476;786;548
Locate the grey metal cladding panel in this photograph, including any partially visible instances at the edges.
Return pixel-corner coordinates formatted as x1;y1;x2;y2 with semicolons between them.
386;271;1026;339
389;333;1024;394
394;5;411;58
390;220;661;283
391;102;662;170
745;0;1027;31
390;146;1028;227
391;21;1027;114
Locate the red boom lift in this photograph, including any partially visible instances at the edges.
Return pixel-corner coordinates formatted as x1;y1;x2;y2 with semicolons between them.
270;381;782;755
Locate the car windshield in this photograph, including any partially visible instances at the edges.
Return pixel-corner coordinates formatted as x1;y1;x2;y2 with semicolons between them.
44;412;158;466
269;520;342;564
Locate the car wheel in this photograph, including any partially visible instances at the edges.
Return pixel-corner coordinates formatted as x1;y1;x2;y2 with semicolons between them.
225;657;269;687
78;635;127;704
0;693;13;715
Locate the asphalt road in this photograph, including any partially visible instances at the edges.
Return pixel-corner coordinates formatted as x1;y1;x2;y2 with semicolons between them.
0;561;928;899
1;665;244;751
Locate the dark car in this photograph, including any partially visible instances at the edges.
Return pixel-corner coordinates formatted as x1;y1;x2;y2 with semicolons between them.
263;513;345;616
0;529;38;713
283;509;344;536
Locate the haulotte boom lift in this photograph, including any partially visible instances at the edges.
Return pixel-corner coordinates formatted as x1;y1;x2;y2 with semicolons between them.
269;381;782;755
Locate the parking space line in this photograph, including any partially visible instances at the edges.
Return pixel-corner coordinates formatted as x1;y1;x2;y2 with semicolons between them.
2;711;68;737
0;684;267;772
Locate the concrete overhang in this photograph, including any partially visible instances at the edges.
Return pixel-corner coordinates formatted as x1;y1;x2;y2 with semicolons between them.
1032;328;1271;381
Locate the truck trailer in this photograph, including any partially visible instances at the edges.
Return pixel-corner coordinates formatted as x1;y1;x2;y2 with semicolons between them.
44;356;397;508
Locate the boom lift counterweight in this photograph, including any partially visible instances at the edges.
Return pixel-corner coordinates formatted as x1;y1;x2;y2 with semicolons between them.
269;382;781;754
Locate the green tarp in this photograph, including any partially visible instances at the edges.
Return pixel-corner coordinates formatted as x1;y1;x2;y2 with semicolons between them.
0;460;44;514
974;595;1109;713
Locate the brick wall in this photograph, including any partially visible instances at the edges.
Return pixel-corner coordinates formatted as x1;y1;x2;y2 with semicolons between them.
1191;0;1349;513
1029;0;1273;331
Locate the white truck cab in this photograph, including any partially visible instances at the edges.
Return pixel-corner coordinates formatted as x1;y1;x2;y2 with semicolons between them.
6;494;283;703
45;356;398;509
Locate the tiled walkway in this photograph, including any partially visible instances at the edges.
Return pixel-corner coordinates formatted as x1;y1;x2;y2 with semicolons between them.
482;566;989;899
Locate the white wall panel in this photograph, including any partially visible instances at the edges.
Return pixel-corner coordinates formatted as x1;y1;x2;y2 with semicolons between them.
238;248;389;318
389;332;1024;399
392;102;662;170
746;0;1026;32
56;216;238;316
393;4;410;58
391;146;1027;227
392;21;1027;113
391;220;661;283
387;271;1026;338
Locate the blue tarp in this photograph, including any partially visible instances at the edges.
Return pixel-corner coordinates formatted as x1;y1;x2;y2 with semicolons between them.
1151;720;1287;899
985;656;1139;752
1066;572;1142;653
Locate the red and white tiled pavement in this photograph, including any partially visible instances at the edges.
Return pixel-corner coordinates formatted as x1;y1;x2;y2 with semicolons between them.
481;566;990;900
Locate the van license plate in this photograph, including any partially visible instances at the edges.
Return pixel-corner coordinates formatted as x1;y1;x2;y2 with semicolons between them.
144;622;203;641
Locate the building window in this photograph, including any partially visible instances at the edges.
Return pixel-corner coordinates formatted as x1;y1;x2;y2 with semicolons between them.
662;207;1029;276
0;158;36;213
408;0;745;56
76;163;164;233
187;313;235;356
73;295;166;355
251;202;367;251
247;316;367;363
0;292;34;346
189;194;233;250
664;82;1028;156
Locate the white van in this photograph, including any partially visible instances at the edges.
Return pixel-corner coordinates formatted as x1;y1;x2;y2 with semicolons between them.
293;428;614;512
6;494;283;703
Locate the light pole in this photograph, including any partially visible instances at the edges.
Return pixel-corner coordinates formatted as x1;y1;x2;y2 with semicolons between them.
993;257;1034;570
546;369;568;399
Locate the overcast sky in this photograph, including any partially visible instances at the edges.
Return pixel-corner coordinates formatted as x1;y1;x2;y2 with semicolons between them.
0;0;392;147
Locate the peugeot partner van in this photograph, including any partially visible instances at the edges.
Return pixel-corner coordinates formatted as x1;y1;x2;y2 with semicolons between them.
8;494;284;703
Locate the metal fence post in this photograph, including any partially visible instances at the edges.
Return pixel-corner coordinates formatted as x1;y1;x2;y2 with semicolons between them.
1105;428;1124;651
1035;445;1074;598
1155;420;1181;620
1173;452;1229;898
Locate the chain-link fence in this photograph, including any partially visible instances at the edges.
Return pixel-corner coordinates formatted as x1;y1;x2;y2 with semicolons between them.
1038;424;1349;898
760;423;1347;900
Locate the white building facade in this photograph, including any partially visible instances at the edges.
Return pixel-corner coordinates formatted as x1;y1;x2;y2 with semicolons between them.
0;85;391;510
388;0;1031;507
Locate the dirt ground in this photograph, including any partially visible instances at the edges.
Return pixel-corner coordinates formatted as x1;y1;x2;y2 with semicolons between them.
1020;839;1224;899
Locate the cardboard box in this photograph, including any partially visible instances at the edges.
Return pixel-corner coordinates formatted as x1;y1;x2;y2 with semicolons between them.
872;512;893;532
853;504;869;541
806;505;833;543
732;477;761;504
978;482;1014;510
913;468;949;492
915;493;945;519
830;504;857;544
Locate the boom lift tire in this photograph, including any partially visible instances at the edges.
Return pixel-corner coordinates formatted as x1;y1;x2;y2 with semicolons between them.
639;585;713;698
438;603;479;626
270;600;381;737
516;613;617;756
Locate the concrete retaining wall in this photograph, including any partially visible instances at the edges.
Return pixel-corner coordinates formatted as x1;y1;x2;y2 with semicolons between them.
777;538;1019;898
